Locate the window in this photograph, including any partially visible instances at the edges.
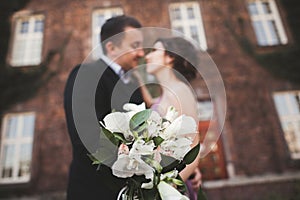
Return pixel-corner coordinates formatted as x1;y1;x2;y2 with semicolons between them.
273;91;300;159
10;15;45;66
92;7;123;59
247;0;288;46
0;113;35;184
169;2;207;50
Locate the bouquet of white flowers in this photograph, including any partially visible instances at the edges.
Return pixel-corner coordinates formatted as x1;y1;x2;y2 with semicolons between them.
90;103;201;200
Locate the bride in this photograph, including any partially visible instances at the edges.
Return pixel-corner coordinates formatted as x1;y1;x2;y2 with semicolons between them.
134;37;202;199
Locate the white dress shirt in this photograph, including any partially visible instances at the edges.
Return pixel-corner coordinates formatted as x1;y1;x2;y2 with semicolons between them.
100;55;131;84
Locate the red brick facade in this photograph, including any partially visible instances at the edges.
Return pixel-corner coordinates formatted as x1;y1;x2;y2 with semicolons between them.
1;0;300;199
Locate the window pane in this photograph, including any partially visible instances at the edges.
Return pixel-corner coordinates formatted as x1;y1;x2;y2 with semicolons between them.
34;19;44;32
197;100;213;121
18;144;32;177
187;7;195;19
190;26;199;43
22;115;35;137
274;94;289;115
28;39;42;63
97;14;105;27
284;122;300;154
262;2;272;14
20;21;29;34
1;145;15;178
174;26;184;34
6;116;18;138
288;93;300;115
267;20;280;45
248;3;258;15
111;12;120;17
171;7;181;20
12;39;26;64
253;21;268;46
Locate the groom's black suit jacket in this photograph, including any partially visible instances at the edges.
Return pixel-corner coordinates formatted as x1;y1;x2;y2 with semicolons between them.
64;59;143;200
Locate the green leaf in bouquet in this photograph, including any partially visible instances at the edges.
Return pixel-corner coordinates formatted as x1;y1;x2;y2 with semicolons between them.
134;121;148;134
161;156;181;174
143;156;162;173
102;127;119;146
174;175;187;195
183;143;200;165
89;147;117;166
153;136;164;147
197;186;208;200
113;132;131;144
130;109;152;132
171;178;184;186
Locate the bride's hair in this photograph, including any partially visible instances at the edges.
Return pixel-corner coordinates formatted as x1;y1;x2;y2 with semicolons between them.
155;37;198;81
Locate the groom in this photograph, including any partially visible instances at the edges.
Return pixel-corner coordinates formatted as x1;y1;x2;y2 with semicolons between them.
64;15;145;199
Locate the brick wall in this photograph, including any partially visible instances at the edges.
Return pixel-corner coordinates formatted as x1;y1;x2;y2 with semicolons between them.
1;0;299;198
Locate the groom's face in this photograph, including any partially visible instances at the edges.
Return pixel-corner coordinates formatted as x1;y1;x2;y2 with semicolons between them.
113;27;144;71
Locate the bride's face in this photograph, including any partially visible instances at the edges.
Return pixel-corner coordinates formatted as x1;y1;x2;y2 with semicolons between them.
145;41;167;74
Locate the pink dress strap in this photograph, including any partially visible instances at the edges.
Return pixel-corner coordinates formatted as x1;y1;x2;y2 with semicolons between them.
150;96;162;112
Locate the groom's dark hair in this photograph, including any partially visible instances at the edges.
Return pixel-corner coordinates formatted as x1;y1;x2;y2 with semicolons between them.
100;15;142;54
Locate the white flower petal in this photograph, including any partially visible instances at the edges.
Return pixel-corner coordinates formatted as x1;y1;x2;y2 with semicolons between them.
123;102;146;112
103;112;130;133
158;181;189;200
160;138;192;160
103;112;135;140
141;181;154;189
149;111;162;123
129;140;155;156
112;154;154;179
163;115;197;140
164;106;178;122
112;154;135;178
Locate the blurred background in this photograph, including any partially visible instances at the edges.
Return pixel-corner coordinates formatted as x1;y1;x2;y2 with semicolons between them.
0;0;300;199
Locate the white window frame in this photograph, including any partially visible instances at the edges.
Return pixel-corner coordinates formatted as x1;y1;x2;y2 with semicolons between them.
169;2;207;51
0;112;35;184
10;14;45;67
247;0;288;46
197;99;214;121
91;7;123;59
273;91;300;159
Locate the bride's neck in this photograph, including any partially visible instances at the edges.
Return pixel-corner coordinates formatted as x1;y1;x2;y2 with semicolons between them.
155;67;179;85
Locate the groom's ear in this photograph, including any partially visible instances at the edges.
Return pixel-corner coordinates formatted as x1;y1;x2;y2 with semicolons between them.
105;41;115;55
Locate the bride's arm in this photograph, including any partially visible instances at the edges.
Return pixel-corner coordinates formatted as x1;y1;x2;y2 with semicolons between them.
170;91;201;186
178;134;201;181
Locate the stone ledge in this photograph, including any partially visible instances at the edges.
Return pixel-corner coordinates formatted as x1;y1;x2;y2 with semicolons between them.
0;191;66;200
203;171;300;189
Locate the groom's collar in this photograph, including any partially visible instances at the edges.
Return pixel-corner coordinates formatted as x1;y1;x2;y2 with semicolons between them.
100;54;121;76
100;55;131;84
